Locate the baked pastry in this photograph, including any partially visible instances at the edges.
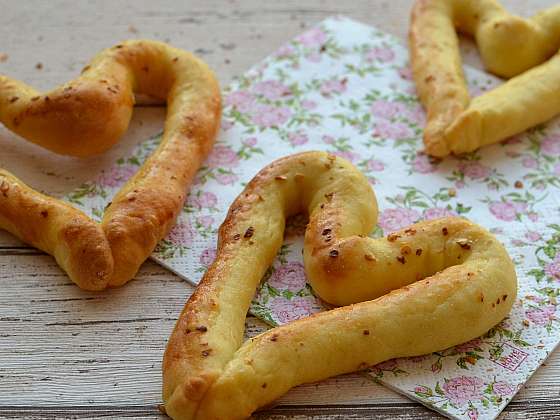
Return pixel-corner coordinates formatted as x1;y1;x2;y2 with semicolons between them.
0;40;221;289
410;0;560;156
162;151;517;420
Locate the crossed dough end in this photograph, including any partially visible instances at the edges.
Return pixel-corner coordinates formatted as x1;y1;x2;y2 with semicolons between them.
162;151;517;420
410;0;560;157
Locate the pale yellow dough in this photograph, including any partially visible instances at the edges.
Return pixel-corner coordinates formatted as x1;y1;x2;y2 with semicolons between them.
410;0;560;156
0;40;221;289
163;151;517;420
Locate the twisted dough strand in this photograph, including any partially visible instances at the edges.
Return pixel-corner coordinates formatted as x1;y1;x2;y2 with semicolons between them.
0;40;221;289
163;151;517;420
410;0;560;156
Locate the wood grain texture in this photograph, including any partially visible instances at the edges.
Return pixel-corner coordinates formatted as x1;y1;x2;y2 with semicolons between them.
0;0;559;419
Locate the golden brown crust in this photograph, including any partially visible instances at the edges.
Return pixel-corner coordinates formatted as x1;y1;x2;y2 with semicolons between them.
0;40;221;290
162;151;517;420
409;0;560;156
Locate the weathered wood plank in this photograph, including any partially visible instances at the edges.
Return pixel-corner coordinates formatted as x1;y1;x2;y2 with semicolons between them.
1;0;560;419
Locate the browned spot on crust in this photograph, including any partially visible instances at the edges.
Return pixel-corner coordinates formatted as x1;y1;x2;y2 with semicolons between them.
9;97;19;103
270;334;278;342
416;248;422;256
322;228;332;236
329;249;339;258
244;226;254;238
364;253;376;262
233;233;241;240
405;228;416;235
363;330;370;335
400;245;411;255
275;175;287;181
195;326;207;332
387;233;400;242
201;349;212;357
40;210;48;218
396;255;406;264
442;227;448;236
480;293;484;303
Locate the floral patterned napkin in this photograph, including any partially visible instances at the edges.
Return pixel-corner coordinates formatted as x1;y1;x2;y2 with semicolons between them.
66;17;560;420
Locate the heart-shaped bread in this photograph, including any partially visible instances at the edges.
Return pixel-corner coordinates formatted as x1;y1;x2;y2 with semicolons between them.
410;0;560;156
0;40;221;290
162;151;517;420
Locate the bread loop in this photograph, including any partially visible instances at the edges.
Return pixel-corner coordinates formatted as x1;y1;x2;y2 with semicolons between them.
163;151;517;420
410;0;560;156
0;41;221;289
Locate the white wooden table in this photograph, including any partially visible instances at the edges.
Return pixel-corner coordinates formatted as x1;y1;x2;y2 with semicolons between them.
0;1;559;418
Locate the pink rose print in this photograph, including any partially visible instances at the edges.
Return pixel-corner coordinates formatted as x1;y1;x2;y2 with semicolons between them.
221;119;233;131
489;201;527;221
225;90;255;113
404;105;426;125
268;262;307;292
287;131;309;146
467;408;478;420
525;230;541;242
196;215;214;229
243;137;257;147
541;134;560;156
455;338;482;353
190;191;218;210
423;207;456;220
332;150;358;163
493;381;515;397
545;254;560;280
412;153;436;174
250;104;292;128
414;385;430;393
275;44;295;58
378;208;420;233
398;67;413;80
522;157;538;169
458;161;491;180
320;78;347;96
442;376;484;406
207;145;240;168
167;221;194;246
366;159;384;172
295;27;327;48
301;99;317;110
252;80;291;100
95;164;137;188
373;120;413;140
366;46;395;63
215;172;239;185
322;135;335;144
199;247;216;267
305;51;322;62
272;296;317;324
370;100;405;119
525;305;556;326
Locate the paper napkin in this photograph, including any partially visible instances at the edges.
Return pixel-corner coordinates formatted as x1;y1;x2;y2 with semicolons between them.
66;17;560;420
